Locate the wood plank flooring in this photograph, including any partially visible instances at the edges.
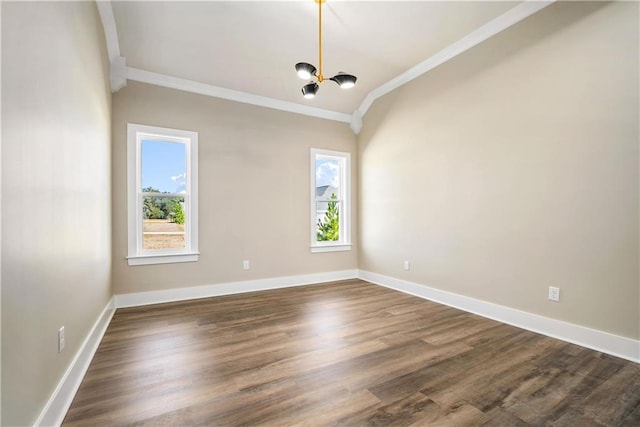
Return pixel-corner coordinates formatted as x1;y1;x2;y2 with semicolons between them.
63;279;640;426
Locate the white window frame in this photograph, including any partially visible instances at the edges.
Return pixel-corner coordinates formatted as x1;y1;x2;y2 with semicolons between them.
127;123;199;266
310;148;351;253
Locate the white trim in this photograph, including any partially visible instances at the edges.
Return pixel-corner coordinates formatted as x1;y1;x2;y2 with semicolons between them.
310;149;352;251
126;67;352;124
95;0;120;62
355;0;556;118
126;123;199;266
33;269;637;426
109;56;127;93
350;110;363;135
126;252;200;266
95;1;555;131
96;1;127;92
34;298;116;427
114;270;358;308
310;244;352;253
358;270;640;364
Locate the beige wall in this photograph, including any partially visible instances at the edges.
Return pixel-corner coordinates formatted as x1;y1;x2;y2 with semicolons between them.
358;1;639;340
1;2;637;424
1;2;112;425
112;82;357;294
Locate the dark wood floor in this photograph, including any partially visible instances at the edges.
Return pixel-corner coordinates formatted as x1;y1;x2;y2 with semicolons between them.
63;279;640;426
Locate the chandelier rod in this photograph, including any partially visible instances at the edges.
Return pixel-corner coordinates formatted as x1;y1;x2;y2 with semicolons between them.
317;0;324;82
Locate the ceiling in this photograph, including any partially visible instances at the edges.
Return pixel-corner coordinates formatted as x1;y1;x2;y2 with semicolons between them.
108;1;529;119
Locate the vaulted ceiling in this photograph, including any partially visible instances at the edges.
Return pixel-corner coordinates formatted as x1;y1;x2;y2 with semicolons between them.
99;1;554;131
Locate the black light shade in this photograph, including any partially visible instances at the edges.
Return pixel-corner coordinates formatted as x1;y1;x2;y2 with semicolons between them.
295;62;317;80
302;82;319;99
330;73;357;89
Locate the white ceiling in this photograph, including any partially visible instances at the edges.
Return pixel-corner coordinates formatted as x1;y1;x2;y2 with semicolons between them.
108;1;539;121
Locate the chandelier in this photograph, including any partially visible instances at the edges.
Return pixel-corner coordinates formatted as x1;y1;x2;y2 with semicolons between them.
295;0;357;99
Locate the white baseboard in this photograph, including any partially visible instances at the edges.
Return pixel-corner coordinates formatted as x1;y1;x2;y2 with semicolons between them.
358;270;640;364
33;268;637;427
114;269;359;308
34;270;358;426
34;297;116;427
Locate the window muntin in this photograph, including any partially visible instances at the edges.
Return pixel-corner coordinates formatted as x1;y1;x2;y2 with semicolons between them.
311;149;351;252
127;124;198;265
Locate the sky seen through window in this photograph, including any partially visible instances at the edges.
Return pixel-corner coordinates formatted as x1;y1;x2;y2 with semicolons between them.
141;139;186;193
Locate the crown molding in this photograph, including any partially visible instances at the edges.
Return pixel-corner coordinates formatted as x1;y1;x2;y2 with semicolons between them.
97;0;556;132
350;110;363;135
95;1;120;62
354;0;556;122
96;0;349;121
126;67;352;123
96;1;127;92
110;56;127;92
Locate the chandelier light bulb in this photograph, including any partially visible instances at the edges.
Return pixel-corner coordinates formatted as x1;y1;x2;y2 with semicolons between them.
302;82;319;98
295;62;317;80
330;73;357;89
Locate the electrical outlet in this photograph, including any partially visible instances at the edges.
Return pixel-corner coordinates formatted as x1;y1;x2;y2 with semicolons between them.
58;326;65;353
548;286;560;302
243;260;250;270
403;260;410;271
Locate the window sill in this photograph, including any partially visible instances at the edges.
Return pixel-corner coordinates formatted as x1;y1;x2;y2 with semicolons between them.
127;252;200;266
310;244;352;253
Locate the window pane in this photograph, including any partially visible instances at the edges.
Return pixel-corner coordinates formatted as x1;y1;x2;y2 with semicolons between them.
315;158;340;200
142;196;186;250
316;199;340;242
141;140;186;194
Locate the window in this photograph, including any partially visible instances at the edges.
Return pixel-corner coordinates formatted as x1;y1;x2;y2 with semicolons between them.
310;148;351;252
127;124;198;265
